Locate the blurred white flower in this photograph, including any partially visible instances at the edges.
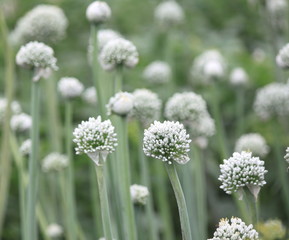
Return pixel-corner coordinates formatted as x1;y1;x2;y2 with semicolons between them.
98;29;120;50
143;121;191;165
154;1;184;28
99;38;139;71
194;137;208;149
131;89;162;127
143;61;171;84
235;133;269;157
266;0;287;14
252;48;266;63
58;77;84;99
276;43;289;69
208;217;259;240
229;67;249;86
0;98;21;122
46;223;63;238
73;117;117;165
10;5;68;44
130;184;149;205
86;1;111;25
42;153;69;172
107;92;134;116
16;41;58;81
19;139;31;156
10;113;32;132
82;87;97;105
285;147;289;163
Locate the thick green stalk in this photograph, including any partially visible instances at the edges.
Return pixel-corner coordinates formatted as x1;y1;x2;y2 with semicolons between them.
65;101;77;240
165;164;192;240
0;9;15;235
95;164;114;240
25;80;41;240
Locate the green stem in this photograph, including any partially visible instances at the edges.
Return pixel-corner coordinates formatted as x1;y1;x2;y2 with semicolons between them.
165;164;192;240
114;68;123;93
25;80;41;240
236;88;245;138
95;164;114;240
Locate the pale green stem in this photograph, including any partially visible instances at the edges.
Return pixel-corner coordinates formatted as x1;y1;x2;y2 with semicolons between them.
25;79;40;240
165;164;192;240
236;88;245;138
95;163;114;240
241;189;259;225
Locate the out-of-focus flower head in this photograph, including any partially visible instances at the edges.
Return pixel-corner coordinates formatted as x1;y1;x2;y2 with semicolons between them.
0;98;21;122
42;152;69;172
86;1;111;25
19;139;31;156
107;92;134;116
82;87;97;105
143;61;171;85
10;113;32;133
256;219;286;240
58;77;84;99
46;223;63;238
229;67;249;86
130;184;149;205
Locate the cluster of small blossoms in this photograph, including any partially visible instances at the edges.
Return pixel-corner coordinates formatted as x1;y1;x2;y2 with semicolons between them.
46;223;63;238
73;117;117;164
165;92;215;138
142;61;171;85
107;92;134;116
208;217;259;240
10;5;68;45
131;89;162;127
284;147;289;163
256;219;286;240
130;184;149;205
0;98;21;122
42;153;69;172
254;82;289;120
86;1;111;25
229;67;249;87
10;113;32;133
82;87;97;105
19;139;31;156
235;133;269;157
16;41;58;81
276;43;289;69
143;121;191;165
154;1;184;28
191;50;226;84
219;151;267;196
99;38;139;71
58;77;84;99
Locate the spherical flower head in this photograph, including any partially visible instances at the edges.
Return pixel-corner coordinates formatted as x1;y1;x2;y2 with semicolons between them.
19;139;31;156
219;151;267;198
86;1;111;25
154;1;184;29
107;92;134;116
46;223;63;238
143;121;191;165
58;77;84;99
285;147;289;163
82;87;97;105
131;89;162;127
99;38;139;71
276;43;289;69
253;82;289;120
73;116;117;165
42;152;69;172
191;50;226;84
229;67;249;86
11;5;68;45
143;61;171;85
130;184;149;205
256;219;286;240
0;98;21;122
235;133;269;157
208;217;259;240
10;113;32;133
16;41;58;81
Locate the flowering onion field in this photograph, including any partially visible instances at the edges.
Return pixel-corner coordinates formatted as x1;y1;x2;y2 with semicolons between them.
1;0;289;239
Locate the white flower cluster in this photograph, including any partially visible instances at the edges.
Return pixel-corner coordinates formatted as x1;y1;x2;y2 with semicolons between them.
130;184;149;205
235;133;269;157
254;82;289;120
11;5;68;44
86;1;111;25
229;68;249;86
16;41;58;81
285;147;289;163
143;121;191;165
10;113;32;132
191;50;226;84
208;217;259;240
73;117;117;164
46;223;63;238
58;77;84;99
276;43;289;69
82;87;97;105
143;61;171;84
99;38;139;71
131;89;162;127
154;1;184;28
0;98;21;122
19;139;31;156
98;29;120;50
219;151;267;195
165;92;215;138
267;0;287;15
42;152;69;172
107;92;134;116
